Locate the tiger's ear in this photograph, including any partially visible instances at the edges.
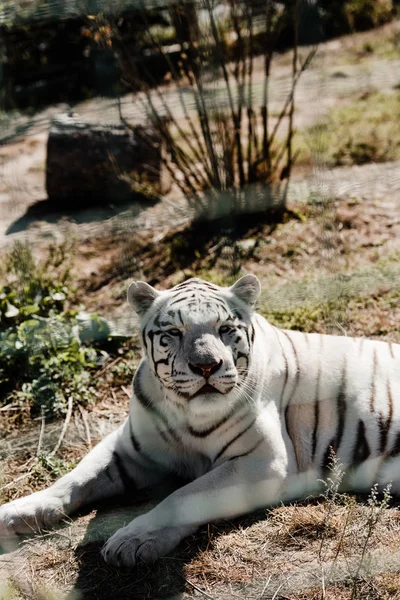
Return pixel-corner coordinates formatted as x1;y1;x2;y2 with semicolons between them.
127;281;160;315
230;274;261;306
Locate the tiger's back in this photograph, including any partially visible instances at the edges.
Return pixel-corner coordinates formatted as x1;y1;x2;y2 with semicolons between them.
254;316;400;492
1;273;399;567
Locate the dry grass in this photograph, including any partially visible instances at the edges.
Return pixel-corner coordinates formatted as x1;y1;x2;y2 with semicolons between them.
2;187;399;598
1;240;400;597
3;496;400;599
2;21;400;596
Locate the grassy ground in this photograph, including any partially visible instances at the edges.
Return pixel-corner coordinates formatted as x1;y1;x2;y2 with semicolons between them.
1;188;399;600
1;19;400;600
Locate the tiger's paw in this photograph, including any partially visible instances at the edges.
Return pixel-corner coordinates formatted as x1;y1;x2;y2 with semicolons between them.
101;520;196;567
0;492;65;538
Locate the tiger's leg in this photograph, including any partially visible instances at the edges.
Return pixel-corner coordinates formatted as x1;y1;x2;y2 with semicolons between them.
0;421;162;538
102;440;290;567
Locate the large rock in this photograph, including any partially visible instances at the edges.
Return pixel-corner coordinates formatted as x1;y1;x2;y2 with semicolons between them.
46;113;171;205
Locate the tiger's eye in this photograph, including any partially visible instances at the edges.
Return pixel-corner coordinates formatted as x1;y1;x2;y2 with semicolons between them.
167;328;181;336
219;325;231;335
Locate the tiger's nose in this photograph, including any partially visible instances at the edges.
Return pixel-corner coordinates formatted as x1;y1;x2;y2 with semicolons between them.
189;360;222;378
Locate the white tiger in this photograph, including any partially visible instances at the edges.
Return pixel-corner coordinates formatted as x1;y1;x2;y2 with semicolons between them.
0;274;399;567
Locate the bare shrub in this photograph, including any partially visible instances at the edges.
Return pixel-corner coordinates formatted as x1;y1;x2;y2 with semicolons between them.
91;0;316;219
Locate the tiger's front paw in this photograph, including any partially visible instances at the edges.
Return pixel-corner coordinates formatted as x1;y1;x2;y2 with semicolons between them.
0;491;65;539
101;520;196;567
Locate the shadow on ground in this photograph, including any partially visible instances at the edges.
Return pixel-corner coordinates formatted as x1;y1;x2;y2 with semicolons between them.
5;196;158;236
68;481;210;600
69;489;275;600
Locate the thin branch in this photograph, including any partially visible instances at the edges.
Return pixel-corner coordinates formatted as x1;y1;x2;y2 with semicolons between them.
119;41;208;192
178;573;215;599
246;2;254;181
36;410;45;456
118;95;203;205
268;45;316;152
285;0;300;179
205;0;245;187
228;0;246;186
78;405;92;450
180;46;222;189
1;471;32;490
49;395;73;458
140;3;213;183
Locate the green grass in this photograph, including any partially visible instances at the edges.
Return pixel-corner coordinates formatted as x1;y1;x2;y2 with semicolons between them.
259;255;400;332
304;90;400;167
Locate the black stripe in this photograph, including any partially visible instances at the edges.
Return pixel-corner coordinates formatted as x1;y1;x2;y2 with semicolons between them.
159;320;174;328
281;331;301;468
167;296;190;307
352;420;370;464
214;419;256;462
388;432;400;457
228;438;263;461
134;370;182;445
173;279;218;291
272;327;289;402
104;465;115;483
133;364;153;410
153;408;181;444
148;331;158;371
312;361;322;461
156;423;177;446
320;367;347;470
112;451;137;493
243;326;251;350
141;324;149;353
380;380;394;455
129;421;160;466
335;362;347;452
187;406;237;438
370;348;378;412
281;330;301;404
378;414;390;456
129;421;141;453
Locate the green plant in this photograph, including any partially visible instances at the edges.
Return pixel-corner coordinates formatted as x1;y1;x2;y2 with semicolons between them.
344;0;394;31
0;242;128;418
306;91;400;167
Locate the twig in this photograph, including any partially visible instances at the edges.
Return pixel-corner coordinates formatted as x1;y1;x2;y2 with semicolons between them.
205;0;244;187
284;0;300;181
36;410;45;456
49;396;73;458
96;355;124;378
259;574;272;599
78;405;92;449
121;386;131;399
139;3;214;186
1;470;33;491
118;37;207;193
179;573;215;599
271;578;290;600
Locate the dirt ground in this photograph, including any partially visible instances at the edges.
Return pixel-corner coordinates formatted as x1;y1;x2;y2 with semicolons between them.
1;20;400;600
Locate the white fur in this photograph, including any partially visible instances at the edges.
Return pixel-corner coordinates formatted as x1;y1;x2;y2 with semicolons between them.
0;275;399;568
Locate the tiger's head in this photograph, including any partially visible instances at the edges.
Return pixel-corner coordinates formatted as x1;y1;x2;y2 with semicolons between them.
128;275;260;406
